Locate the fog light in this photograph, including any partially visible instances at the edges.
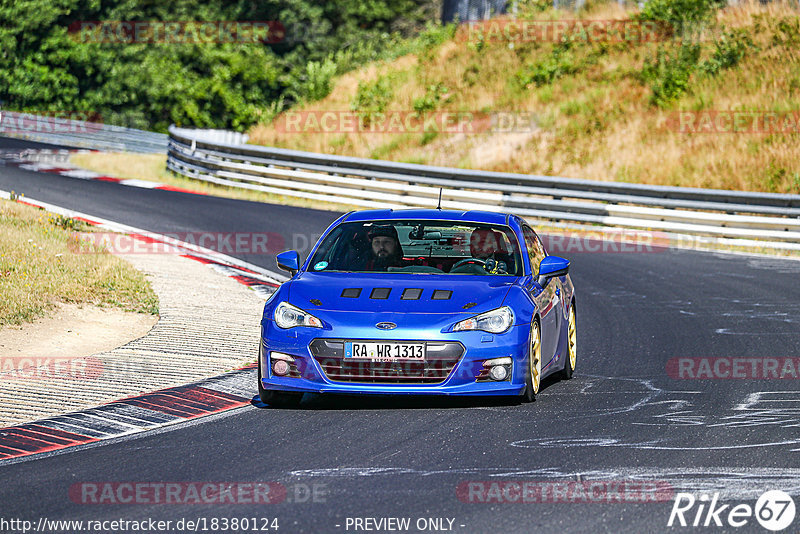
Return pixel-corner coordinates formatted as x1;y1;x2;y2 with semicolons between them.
489;365;508;381
272;359;290;376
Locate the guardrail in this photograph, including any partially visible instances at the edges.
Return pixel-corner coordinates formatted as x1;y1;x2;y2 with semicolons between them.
0;111;167;153
167;125;800;249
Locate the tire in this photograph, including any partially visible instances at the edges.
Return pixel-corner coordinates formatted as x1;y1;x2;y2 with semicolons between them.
521;319;542;403
559;303;576;380
258;348;303;408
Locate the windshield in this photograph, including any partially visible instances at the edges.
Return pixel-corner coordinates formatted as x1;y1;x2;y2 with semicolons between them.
308;220;522;276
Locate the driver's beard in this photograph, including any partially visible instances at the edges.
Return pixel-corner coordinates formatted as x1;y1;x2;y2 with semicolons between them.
373;253;400;269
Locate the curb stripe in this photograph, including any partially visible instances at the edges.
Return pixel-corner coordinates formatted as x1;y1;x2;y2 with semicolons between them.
0;447;28;458
3;428;82;446
124;388;248;417
34;420;113;439
0;430;87;454
0;433;69;453
156;185;206;194
0;365;257;463
5;149;207;195
19;425;92;444
182;255;264;277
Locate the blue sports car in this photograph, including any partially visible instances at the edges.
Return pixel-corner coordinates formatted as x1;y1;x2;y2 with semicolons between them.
258;209;576;406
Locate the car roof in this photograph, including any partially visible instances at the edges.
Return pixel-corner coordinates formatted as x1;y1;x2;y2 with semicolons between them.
342;209;510;225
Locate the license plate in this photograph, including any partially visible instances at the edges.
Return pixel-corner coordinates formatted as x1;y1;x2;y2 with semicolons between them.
344;342;425;361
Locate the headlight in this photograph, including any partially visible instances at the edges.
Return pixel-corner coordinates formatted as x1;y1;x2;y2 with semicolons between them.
273;302;322;329
453;306;514;333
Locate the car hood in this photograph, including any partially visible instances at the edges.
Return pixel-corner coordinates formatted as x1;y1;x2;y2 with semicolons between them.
287;272;516;316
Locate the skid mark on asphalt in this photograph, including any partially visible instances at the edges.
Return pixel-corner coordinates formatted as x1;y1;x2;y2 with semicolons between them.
510;436;800;451
282;378;800;499
506;375;800;453
746;257;800;273
636;390;800;431
714;328;796;335
287;466;800;499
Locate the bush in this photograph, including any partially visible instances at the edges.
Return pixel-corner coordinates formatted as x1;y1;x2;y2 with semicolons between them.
772;16;800;47
642;43;701;106
290;57;338;103
700;28;754;76
351;74;396;113
415;21;458;56
516;45;578;88
638;0;725;32
412;83;451;113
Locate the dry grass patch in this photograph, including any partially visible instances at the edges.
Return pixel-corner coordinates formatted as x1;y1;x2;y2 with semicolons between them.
0;199;158;326
247;0;800;194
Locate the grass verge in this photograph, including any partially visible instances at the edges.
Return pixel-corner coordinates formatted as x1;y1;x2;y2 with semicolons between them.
0;199;159;326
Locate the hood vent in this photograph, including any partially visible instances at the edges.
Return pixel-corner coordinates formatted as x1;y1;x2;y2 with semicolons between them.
401;288;423;300
370;287;391;299
341;287;452;300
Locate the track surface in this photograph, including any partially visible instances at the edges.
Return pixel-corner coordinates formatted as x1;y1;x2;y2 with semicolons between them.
2;137;800;533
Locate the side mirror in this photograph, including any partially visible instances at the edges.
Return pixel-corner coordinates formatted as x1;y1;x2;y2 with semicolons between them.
276;250;300;275
537;256;569;286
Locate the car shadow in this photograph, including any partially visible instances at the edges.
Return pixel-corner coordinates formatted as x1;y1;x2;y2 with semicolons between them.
250;374;563;410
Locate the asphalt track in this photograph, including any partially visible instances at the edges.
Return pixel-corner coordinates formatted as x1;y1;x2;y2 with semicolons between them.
2;136;800;533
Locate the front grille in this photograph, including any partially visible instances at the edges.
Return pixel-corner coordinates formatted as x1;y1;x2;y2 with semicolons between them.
309;339;464;384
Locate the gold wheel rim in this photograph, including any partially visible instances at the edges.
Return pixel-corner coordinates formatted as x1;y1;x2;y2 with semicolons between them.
531;322;541;394
568;306;576;371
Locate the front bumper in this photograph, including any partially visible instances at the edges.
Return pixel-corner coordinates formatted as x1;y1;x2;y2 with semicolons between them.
259;321;530;397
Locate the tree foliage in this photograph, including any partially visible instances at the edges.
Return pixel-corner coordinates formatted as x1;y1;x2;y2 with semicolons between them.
0;0;437;131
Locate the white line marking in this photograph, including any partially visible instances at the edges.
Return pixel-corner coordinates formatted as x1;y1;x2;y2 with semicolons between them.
59;169;101;179
119;178;161;188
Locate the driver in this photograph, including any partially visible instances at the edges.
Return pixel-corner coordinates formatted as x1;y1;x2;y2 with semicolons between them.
470;228;501;260
364;225;404;271
467;228;509;273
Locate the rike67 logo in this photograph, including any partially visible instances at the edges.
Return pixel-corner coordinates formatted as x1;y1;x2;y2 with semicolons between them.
668;490;796;531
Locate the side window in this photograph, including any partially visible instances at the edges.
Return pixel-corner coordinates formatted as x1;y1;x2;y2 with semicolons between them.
522;226;546;277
